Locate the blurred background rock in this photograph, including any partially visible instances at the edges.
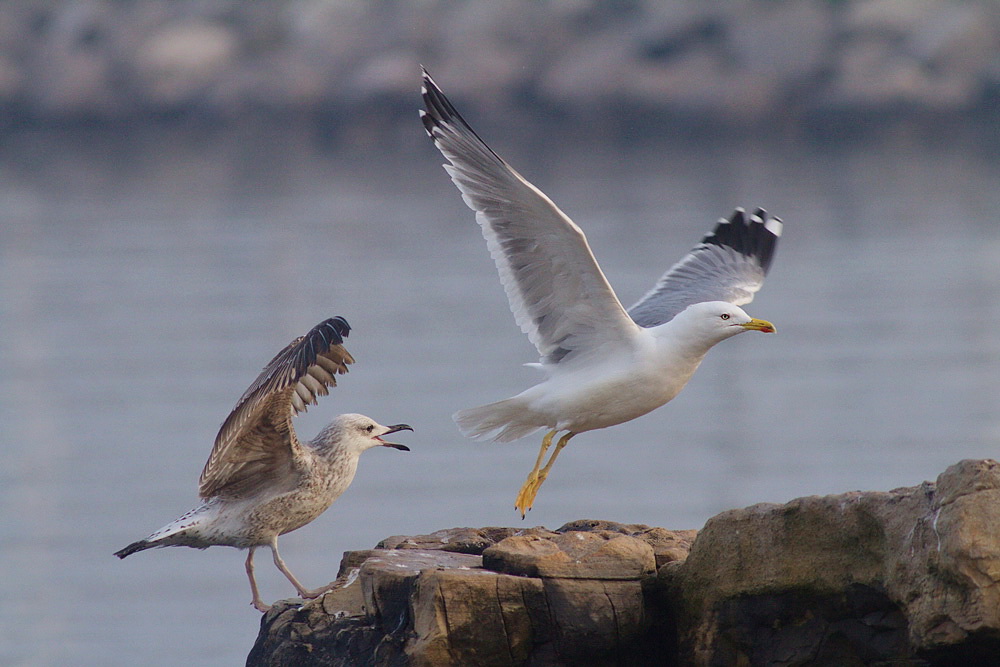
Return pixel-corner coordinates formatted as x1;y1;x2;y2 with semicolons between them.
1;0;998;137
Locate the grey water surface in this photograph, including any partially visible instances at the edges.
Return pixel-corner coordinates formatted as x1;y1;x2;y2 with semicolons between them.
1;124;998;665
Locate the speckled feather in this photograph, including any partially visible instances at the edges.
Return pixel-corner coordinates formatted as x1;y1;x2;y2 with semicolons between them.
198;317;354;499
114;318;412;611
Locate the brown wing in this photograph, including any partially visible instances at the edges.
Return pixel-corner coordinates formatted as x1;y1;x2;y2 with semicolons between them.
198;317;355;499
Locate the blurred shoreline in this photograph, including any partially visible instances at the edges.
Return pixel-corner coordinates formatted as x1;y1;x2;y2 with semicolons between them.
1;0;998;136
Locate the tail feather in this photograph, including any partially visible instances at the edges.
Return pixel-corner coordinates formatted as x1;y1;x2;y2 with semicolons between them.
114;502;215;559
454;398;545;443
114;540;152;559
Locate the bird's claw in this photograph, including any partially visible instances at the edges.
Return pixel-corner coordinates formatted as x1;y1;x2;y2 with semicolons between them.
514;471;547;519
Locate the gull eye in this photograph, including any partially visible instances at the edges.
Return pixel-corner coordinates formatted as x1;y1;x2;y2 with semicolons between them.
720;313;731;321
365;424;375;433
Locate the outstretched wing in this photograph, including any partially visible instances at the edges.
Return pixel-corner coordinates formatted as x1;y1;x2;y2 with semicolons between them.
421;68;640;365
198;317;355;499
627;208;782;328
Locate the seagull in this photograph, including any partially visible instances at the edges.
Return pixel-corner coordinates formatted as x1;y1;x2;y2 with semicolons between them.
114;317;412;612
420;68;781;518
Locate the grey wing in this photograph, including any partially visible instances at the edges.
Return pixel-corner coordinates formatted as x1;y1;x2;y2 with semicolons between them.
421;68;640;365
198;317;355;499
628;208;783;328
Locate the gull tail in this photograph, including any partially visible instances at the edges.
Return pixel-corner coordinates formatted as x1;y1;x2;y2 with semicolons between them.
113;502;216;558
454;398;545;443
114;540;152;559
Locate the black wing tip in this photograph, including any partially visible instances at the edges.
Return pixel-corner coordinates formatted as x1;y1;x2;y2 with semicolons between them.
420;108;435;136
301;317;354;373
419;66;510;168
419;66;494;157
255;317;353;394
419;67;436;136
703;206;783;272
713;206;781;234
420;64;434;88
314;316;351;342
420;67;449;130
420;66;445;104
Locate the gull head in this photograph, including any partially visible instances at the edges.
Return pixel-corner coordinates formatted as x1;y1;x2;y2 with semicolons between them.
674;301;776;344
316;413;412;455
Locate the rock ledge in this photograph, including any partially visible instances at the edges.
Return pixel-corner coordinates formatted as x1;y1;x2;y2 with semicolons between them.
248;460;1000;666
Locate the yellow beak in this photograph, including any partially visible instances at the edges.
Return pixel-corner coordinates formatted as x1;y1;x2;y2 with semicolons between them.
741;318;776;334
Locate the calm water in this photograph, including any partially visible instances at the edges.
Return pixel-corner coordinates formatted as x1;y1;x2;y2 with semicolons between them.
1;123;998;665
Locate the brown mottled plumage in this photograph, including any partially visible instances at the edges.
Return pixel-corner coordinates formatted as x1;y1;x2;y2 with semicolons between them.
114;317;411;612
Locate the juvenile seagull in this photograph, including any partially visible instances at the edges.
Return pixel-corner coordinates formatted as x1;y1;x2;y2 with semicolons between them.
420;68;781;518
114;317;411;612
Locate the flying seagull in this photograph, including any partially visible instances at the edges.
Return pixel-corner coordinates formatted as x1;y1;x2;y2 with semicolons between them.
420;68;781;518
114;317;412;612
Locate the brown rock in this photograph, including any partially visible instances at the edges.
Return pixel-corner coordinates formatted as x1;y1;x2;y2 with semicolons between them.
360;550;482;627
249;460;1000;665
484;530;656;580
408;568;548;666
542;578;649;660
665;459;1000;665
376;526;523;554
250;523;668;665
557;519;697;567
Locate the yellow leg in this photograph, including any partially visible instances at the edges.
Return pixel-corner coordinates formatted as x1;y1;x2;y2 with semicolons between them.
514;430;556;518
537;432;574;481
514;431;575;519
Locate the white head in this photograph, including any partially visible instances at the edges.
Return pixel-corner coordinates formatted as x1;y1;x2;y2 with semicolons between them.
313;413;412;456
671;301;776;346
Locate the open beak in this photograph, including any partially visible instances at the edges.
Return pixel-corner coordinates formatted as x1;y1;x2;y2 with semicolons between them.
741;318;776;334
374;423;413;451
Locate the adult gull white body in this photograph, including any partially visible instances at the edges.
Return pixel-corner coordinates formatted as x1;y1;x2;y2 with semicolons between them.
420;69;782;518
114;317;412;611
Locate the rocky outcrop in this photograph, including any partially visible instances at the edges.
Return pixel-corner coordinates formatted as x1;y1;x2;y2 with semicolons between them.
3;1;1000;129
247;521;693;666
248;460;1000;666
665;458;1000;665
